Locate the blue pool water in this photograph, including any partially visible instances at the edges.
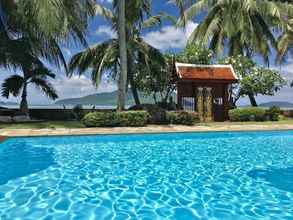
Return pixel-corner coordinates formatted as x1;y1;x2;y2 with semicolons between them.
0;131;293;219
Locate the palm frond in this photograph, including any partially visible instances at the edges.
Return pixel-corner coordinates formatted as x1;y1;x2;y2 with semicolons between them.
1;75;24;98
94;3;114;21
30;78;58;100
68;39;118;86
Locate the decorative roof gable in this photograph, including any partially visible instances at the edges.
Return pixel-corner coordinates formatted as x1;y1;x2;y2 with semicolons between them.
175;63;238;82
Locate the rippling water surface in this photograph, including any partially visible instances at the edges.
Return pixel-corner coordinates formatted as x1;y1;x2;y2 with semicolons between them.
0;131;293;219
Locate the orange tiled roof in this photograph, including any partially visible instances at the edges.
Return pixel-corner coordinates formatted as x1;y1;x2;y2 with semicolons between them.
176;63;238;82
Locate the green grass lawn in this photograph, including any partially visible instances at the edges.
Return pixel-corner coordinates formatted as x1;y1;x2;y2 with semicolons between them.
0;118;293;129
0;121;85;129
198;119;293;126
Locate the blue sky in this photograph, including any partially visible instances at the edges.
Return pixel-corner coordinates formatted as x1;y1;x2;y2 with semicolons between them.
0;0;292;105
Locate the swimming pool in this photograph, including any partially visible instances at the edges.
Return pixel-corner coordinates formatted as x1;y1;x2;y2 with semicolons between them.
0;131;293;219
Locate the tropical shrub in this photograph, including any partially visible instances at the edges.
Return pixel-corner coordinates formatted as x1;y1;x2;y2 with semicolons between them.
229;107;266;122
117;111;149;127
82;112;119;127
167;111;199;125
129;104;169;124
82;111;149;127
145;105;168;124
266;106;281;121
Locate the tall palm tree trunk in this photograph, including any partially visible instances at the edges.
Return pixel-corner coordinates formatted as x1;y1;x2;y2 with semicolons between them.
127;52;140;106
117;0;127;111
130;78;140;106
20;83;29;116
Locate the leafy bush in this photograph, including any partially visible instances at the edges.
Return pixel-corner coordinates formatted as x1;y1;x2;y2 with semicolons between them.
266;106;281;121
129;104;168;124
82;112;118;127
167;111;199;125
82;111;149;127
117;111;149;127
229;107;266;121
146;105;168;124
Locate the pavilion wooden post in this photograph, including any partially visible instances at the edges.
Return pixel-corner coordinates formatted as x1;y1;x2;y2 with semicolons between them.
205;87;213;122
223;84;229;120
177;83;182;109
197;87;204;122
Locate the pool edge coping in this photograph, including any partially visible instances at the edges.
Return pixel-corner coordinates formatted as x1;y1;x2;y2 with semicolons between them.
1;124;293;139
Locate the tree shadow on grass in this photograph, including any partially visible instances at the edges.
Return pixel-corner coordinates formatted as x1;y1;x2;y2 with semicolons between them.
0;142;55;185
247;167;293;193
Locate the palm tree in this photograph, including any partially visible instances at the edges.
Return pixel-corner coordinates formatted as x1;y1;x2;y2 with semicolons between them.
117;0;127;111
1;59;58;115
174;0;290;106
0;0;95;114
176;0;285;62
0;0;94;44
69;1;166;107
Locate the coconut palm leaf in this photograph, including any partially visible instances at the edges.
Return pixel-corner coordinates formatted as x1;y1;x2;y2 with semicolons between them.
30;78;58;100
1;75;24;98
68;39;119;86
175;0;285;60
94;3;114;21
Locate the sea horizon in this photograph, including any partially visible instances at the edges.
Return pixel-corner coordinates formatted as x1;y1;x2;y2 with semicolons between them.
1;104;118;110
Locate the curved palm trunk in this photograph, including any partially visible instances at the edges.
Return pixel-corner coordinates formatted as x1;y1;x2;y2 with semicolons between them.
248;93;258;107
20;83;29;116
130;78;140;106
127;52;140;106
117;0;127;111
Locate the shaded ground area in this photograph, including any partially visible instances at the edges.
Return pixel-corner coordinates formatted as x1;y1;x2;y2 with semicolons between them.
248;167;293;193
0;121;85;129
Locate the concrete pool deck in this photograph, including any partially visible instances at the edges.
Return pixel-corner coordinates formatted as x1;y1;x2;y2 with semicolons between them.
1;123;293;137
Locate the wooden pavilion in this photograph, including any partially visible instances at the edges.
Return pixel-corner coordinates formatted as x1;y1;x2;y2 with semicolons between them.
175;63;238;122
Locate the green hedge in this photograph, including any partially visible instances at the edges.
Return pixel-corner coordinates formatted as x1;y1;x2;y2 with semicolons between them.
82;112;119;127
266;106;281;121
167;111;199;125
229;107;266;122
82;111;149;127
117;111;150;127
82;110;200;127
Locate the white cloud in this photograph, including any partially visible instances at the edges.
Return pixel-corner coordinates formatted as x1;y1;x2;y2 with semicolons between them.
53;75;116;101
143;21;198;51
0;69;117;104
96;25;117;39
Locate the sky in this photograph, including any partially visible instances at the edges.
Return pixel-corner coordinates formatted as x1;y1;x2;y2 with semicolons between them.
0;0;292;106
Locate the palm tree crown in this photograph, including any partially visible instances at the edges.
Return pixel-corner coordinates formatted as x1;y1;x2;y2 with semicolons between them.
176;0;288;62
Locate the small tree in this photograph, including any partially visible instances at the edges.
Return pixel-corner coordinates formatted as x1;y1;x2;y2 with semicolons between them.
177;44;213;64
221;55;286;106
135;54;175;105
135;44;213;106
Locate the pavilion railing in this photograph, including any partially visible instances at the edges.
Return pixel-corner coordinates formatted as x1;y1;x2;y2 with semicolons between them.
182;97;196;112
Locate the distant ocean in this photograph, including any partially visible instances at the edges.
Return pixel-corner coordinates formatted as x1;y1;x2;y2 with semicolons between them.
2;104;293;110
1;105;117;109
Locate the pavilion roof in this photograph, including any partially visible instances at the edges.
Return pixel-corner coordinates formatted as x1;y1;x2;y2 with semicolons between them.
175;63;238;82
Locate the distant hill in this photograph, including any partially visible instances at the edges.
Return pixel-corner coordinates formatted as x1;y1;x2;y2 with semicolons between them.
55;91;155;106
259;101;293;108
0;101;18;106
